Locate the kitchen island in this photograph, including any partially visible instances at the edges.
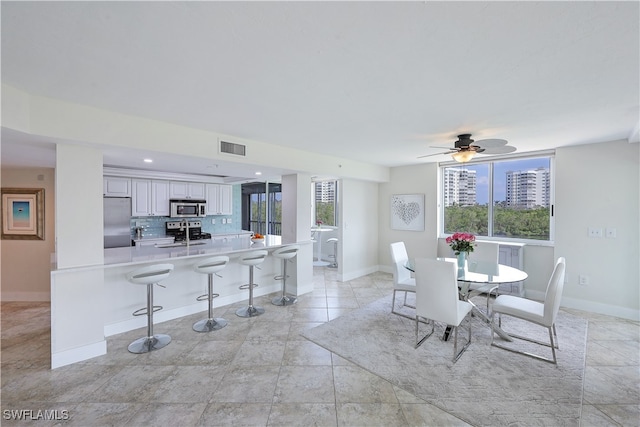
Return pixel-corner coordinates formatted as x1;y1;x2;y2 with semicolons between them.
50;234;313;368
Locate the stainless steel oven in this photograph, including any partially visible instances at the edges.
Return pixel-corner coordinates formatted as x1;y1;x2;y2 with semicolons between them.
170;200;206;218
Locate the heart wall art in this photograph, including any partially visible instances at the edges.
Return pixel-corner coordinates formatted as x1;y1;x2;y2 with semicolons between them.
390;194;424;231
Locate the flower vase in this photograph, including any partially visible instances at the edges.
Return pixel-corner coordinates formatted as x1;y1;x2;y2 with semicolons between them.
457;252;467;270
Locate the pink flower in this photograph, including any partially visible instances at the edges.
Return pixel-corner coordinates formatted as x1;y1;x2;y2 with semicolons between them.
447;232;476;254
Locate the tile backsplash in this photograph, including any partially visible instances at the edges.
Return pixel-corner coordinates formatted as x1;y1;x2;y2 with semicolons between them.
130;185;243;239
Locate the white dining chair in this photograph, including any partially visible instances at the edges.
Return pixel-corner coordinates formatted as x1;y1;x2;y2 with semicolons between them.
490;257;566;364
389;242;416;320
467;241;500;312
414;258;473;363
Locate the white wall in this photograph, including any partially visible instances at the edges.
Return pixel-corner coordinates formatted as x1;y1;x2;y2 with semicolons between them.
554;140;639;319
0;167;56;300
339;178;379;281
378;163;440;267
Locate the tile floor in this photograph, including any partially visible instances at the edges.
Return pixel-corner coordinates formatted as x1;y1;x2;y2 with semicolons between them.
1;268;639;426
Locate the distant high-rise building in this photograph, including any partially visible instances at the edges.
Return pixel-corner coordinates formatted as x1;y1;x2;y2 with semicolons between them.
505;167;550;208
443;168;477;206
315;181;336;203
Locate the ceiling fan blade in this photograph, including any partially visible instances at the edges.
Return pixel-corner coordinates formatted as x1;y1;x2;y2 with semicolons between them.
429;145;456;150
479;145;517;155
475;138;508;148
417;151;451;159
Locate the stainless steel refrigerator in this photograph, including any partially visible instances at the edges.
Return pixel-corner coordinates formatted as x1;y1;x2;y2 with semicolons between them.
104;197;132;248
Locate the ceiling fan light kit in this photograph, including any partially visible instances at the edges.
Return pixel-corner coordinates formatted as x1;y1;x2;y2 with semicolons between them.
451;149;476;162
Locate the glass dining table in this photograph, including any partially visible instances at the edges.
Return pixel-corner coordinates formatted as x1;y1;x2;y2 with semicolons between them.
405;257;528;341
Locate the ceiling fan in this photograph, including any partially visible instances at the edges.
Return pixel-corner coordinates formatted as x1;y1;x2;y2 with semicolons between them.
418;133;516;163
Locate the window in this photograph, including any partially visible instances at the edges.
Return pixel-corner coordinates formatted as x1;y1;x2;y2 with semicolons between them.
313;180;338;227
441;155;553;242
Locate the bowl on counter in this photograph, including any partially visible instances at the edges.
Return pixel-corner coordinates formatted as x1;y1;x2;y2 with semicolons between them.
250;237;265;244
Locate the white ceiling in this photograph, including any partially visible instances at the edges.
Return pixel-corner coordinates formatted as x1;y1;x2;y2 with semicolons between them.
1;1;638;177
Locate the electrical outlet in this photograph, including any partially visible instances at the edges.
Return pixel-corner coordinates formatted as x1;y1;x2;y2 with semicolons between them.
588;227;603;238
578;275;589;286
221;218;226;224
211;218;216;225
606;228;617;238
227;218;232;224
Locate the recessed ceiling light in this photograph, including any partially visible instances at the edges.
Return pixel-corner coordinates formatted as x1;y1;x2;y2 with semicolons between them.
143;158;153;163
255;171;262;175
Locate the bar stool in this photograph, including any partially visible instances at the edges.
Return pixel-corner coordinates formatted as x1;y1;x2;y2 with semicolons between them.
193;256;230;332
327;238;339;268
236;250;269;318
126;263;174;354
271;245;300;306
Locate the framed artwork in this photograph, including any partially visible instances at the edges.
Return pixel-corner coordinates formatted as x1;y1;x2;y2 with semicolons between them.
391;194;424;231
1;188;45;240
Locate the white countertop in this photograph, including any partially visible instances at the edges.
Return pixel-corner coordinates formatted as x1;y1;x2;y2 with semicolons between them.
103;234;285;268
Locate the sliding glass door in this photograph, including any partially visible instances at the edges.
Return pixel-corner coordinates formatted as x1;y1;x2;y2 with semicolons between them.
241;182;282;235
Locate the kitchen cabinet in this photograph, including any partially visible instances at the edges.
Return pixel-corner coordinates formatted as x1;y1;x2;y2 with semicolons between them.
151;180;171;216
206;184;233;215
131;179;151;216
169;181;206;200
103;177;131;197
131;179;170;216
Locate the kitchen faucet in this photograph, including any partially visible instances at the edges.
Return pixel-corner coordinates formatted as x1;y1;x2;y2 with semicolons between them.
180;219;190;246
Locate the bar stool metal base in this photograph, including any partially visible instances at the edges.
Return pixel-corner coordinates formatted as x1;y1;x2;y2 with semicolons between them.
327;238;338;268
271;295;297;306
193;317;228;332
128;334;171;354
235;305;265;318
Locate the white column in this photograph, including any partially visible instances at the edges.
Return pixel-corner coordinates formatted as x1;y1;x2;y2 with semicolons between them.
281;173;314;295
51;144;106;368
55;144;104;268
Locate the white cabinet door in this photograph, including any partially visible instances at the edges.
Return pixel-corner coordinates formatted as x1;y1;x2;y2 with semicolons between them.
151;180;170;216
205;183;220;215
170;181;206;199
205;184;233;215
131;179;152;216
169;181;188;199
218;184;233;215
188;182;206;199
103;177;131;197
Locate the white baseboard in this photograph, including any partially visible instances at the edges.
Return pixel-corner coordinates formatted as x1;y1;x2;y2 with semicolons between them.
378;265;393;275
1;292;50;302
51;340;107;369
526;289;640;322
339;265;380;282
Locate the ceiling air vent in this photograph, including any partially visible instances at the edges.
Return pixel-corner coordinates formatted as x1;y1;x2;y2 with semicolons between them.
220;140;246;156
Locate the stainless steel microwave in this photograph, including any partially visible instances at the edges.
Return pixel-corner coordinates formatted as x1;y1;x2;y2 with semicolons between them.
170;200;206;218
